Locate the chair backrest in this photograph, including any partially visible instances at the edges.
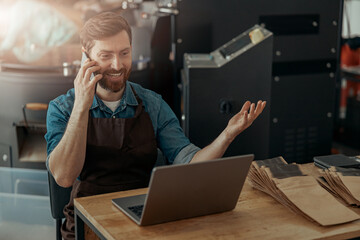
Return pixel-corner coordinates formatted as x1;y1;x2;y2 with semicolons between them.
47;171;72;219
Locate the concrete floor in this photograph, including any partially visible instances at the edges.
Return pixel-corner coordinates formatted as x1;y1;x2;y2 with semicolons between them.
0;222;55;240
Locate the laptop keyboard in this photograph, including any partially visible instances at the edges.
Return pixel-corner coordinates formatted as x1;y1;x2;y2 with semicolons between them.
128;205;144;218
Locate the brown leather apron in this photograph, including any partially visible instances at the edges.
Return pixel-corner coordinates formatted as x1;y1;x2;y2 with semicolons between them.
61;88;157;240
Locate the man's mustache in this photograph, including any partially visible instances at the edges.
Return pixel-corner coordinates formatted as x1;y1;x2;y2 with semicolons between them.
103;68;127;75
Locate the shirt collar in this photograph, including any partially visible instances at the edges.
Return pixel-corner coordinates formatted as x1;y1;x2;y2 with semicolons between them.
124;82;139;106
90;81;139;111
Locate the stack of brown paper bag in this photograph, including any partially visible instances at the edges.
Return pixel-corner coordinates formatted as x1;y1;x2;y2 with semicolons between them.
248;157;360;226
317;166;360;206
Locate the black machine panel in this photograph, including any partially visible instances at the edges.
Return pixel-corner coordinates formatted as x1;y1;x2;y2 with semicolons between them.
175;1;214;68
258;15;320;36
210;0;341;61
272;60;337;76
176;0;342;67
269;72;336;163
175;0;342;163
182;27;273;159
270;73;335;119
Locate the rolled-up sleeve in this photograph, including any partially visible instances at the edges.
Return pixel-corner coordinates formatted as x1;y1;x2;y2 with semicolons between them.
44;99;70;171
172;143;201;165
155;98;200;164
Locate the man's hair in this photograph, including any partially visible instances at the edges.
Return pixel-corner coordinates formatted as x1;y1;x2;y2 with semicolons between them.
80;12;132;53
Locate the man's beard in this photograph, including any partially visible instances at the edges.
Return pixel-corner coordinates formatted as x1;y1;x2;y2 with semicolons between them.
98;67;132;93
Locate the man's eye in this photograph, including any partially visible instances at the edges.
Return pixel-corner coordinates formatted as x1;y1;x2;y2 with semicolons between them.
100;55;110;59
123;51;129;56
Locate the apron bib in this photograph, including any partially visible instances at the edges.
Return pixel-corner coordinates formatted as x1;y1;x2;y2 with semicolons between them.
61;88;157;240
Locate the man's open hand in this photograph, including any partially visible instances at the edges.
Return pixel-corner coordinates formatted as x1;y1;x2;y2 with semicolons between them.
224;100;266;142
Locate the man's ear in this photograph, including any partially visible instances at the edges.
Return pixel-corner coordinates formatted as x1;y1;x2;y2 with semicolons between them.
81;47;90;59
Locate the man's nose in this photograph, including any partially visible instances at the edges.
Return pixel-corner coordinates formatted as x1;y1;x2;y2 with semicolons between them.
111;56;122;71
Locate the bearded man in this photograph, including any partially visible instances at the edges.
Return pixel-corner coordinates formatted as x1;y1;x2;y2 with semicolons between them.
45;12;266;240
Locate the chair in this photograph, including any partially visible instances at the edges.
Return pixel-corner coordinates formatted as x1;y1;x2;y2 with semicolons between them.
48;171;72;240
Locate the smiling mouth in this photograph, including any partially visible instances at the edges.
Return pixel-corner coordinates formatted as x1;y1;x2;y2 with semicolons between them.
106;72;123;77
105;72;124;81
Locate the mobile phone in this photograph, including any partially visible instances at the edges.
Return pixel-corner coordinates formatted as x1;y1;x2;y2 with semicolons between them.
81;52;96;81
81;52;99;93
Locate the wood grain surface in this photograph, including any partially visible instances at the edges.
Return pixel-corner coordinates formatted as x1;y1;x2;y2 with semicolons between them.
75;164;360;240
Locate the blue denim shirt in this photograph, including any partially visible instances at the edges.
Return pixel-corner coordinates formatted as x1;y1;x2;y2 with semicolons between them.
45;81;200;168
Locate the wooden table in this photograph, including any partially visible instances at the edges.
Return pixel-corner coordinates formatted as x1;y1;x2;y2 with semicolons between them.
74;176;360;240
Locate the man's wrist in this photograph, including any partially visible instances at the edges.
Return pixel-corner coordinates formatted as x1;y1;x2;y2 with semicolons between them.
73;100;91;115
69;102;91;126
222;128;235;145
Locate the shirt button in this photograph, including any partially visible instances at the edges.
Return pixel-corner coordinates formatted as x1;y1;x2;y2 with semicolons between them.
112;116;116;119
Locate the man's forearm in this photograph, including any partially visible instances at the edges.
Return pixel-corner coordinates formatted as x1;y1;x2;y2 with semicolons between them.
190;129;233;163
48;105;89;187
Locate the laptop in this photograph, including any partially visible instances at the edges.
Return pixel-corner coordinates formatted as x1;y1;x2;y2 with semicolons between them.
111;154;254;226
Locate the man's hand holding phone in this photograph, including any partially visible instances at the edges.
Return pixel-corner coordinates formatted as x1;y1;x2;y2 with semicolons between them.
73;54;102;111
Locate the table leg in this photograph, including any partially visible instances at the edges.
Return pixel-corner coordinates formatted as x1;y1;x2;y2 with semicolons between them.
75;207;84;240
74;206;106;240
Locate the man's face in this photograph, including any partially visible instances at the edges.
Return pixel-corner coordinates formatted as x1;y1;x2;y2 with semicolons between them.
88;30;132;93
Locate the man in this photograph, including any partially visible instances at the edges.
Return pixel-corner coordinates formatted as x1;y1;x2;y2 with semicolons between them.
45;12;266;240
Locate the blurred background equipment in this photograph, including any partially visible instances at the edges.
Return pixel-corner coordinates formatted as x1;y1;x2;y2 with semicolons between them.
0;0;84;169
334;0;360;151
171;0;343;163
182;25;273;159
0;65;77;169
0;0;162;169
0;0;349;167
